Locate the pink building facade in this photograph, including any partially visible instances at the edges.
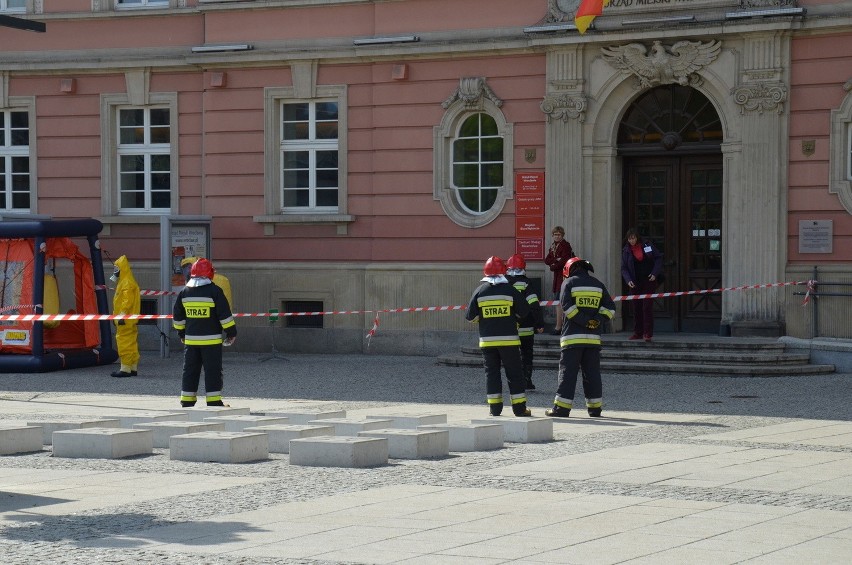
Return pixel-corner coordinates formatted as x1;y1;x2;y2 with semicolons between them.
1;0;850;353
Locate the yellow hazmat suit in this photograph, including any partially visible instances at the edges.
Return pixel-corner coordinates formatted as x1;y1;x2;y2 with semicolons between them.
111;255;141;377
180;256;233;309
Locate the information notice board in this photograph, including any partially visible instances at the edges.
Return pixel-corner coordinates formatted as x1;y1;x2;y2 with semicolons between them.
515;171;544;260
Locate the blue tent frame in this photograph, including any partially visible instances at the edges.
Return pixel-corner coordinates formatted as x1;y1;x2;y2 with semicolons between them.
0;219;118;372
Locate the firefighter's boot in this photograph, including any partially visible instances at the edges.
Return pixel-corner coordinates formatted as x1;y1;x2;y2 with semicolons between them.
545;406;571;418
513;402;532;417
489;403;503;416
588;407;602;417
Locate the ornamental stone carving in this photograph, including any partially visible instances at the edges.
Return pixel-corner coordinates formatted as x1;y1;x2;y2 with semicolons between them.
540;94;587;123
601;40;721;90
442;78;503;111
732;82;788;114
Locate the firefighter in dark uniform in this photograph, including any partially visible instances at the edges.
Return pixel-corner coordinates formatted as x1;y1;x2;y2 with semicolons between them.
173;258;237;407
466;256;532;417
546;257;615;418
505;253;545;390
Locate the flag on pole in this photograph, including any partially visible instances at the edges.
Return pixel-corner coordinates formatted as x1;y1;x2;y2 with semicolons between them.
575;0;610;34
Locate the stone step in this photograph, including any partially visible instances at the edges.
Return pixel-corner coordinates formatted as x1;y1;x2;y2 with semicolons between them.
132;421;226;448
357;429;450;459
459;345;813;365
169;431;268;463
0;424;43;455
437;353;836;376
52;427;153;459
469;417;553;443
289;436;388;468
417;423;504;452
26;418;121;445
203;415;290;432
244;424;335;453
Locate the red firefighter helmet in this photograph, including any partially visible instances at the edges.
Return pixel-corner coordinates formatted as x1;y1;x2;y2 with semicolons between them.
563;257;594;277
190;258;215;279
506;253;526;270
483;256;507;276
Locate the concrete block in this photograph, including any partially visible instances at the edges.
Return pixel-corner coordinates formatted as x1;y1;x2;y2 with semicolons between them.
289;436;388;468
132;421;225;448
111;411;189;428
262;409;345;425
365;413;448;429
243;424;334;453
169;431;268;463
0;424;43;455
181;406;251;422
358;429;449;459
469;417;553;443
308;417;393;436
418;423;504;451
26;418;121;445
202;415;289;432
52;428;153;459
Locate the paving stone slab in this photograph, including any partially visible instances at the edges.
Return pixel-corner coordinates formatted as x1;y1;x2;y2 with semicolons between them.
180;406;251;422
262;409;346;425
308;417;394;436
243;424;335;453
418;422;504;451
0;424;43;455
52;427;153;459
469;416;553;443
25;418;122;445
365;413;448;429
358;428;450;459
202;415;289;432
289;436;388;468
169;431;269;463
132;421;226;448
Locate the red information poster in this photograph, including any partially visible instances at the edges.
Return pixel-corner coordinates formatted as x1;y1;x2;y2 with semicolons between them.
515;171;544;260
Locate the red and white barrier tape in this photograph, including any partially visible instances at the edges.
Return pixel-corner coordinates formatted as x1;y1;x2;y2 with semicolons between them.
0;281;812;328
365;312;380;346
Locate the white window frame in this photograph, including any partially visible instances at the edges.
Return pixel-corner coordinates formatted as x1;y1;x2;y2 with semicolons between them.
258;84;352;235
0;0;27;13
434;98;514;228
100;92;178;217
115;0;170;9
0;98;36;214
829;87;852;214
116;106;172;213
280;100;339;212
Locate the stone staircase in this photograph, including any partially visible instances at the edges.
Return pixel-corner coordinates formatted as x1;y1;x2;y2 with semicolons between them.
437;333;836;377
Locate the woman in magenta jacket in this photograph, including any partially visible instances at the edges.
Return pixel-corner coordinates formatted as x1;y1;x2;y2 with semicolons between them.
544;226;574;334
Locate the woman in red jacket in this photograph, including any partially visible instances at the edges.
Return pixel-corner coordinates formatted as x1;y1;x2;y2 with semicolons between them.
544;226;574;334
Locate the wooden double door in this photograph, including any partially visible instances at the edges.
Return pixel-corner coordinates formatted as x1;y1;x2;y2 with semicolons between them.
623;155;723;333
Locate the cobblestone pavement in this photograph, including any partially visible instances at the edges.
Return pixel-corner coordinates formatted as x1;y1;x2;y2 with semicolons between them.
1;351;851;564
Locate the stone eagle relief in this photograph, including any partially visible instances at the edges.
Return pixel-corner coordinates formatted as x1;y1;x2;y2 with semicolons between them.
601;40;722;89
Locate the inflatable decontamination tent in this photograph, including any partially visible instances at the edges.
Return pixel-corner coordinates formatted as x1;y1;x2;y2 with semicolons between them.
0;219;118;372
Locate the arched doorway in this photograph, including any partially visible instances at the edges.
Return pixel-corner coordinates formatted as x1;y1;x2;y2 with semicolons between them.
619;85;723;333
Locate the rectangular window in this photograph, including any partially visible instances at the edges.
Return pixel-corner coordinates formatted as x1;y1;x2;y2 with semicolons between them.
0;110;31;211
0;0;26;12
284;300;324;328
280;101;339;211
117;107;171;212
116;0;169;8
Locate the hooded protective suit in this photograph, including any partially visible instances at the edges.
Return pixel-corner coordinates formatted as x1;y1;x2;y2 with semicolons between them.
111;255;141;377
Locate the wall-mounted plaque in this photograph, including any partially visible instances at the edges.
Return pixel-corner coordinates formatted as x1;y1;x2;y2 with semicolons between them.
799;220;832;254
